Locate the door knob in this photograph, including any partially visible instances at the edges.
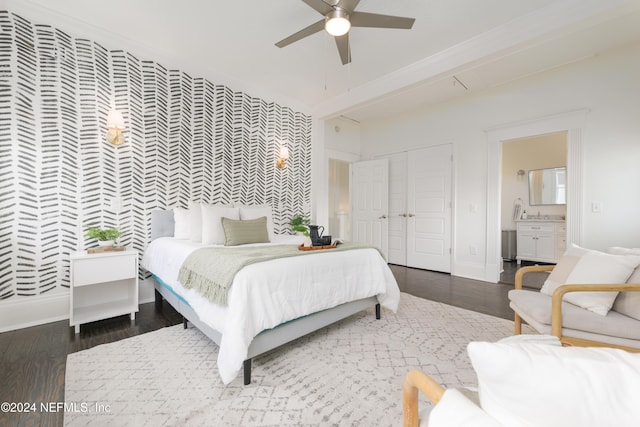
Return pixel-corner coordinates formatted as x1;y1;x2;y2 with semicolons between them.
407;213;415;217
399;213;407;217
378;214;388;219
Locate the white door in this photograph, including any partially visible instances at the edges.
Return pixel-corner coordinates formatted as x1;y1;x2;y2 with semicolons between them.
406;145;452;272
386;152;408;265
350;159;389;258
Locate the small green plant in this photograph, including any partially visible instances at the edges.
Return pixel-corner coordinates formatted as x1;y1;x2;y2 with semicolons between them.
290;214;310;237
85;227;122;241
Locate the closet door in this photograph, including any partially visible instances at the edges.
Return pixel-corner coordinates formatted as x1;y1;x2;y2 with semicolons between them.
406;145;452;272
387;152;408;265
350;159;389;258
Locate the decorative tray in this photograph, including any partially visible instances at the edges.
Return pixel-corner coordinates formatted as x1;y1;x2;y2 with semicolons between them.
87;246;126;254
298;243;337;251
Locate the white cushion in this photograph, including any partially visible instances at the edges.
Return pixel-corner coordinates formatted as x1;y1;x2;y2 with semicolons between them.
172;208;190;239
497;334;561;346
609;247;640;256
201;204;239;245
468;340;640;427
428;389;504;427
541;244;640;316
609;247;640;321
238;204;274;241
189;201;203;242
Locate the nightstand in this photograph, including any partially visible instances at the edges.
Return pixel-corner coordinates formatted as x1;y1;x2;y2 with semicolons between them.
69;249;139;334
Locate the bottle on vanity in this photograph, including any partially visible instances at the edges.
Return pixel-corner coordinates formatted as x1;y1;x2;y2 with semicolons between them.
521;210;528;220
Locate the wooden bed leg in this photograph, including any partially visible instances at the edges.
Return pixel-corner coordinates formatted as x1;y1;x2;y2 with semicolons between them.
375;303;381;320
243;359;252;385
154;289;163;312
183;316;188;329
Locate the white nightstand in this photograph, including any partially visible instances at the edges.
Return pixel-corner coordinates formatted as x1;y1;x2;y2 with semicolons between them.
69;249;139;334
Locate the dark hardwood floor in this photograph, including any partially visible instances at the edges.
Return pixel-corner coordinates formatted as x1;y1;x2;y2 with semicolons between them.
390;264;514;320
0;266;514;427
0;300;183;427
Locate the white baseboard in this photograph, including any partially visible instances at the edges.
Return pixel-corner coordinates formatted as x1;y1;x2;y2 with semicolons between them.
0;288;70;333
1;279;157;333
453;261;491;282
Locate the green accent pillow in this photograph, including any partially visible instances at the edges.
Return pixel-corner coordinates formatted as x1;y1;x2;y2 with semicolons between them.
221;216;270;246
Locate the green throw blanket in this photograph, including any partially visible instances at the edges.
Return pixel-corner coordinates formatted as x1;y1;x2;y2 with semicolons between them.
177;242;381;306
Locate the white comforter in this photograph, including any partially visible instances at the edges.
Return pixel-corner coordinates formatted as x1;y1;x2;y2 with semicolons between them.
141;236;400;384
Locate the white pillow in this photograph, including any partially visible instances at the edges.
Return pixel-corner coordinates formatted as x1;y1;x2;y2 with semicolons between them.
201;204;239;245
172;208;190;239
540;245;640;316
238;204;274;241
609;247;640;321
468;340;640;427
541;244;590;290
189;201;203;242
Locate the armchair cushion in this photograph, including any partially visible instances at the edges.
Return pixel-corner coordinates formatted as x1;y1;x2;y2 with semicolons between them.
509;289;640;340
540;245;640;315
468;340;640;427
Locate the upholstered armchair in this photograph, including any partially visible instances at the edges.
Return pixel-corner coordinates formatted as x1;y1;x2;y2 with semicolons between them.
508;245;640;351
511;264;640;351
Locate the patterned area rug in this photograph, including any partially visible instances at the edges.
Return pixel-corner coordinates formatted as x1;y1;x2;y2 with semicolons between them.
65;293;527;426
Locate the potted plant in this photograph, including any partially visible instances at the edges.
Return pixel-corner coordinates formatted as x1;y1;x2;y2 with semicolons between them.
86;227;122;247
290;214;312;247
290;214;310;236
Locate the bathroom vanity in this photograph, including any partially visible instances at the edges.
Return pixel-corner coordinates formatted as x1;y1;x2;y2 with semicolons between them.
516;218;566;264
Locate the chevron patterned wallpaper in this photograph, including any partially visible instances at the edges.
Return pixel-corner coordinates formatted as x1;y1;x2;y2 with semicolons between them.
0;11;312;300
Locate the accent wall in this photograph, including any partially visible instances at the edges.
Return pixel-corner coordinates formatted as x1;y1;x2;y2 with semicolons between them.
0;11;312;323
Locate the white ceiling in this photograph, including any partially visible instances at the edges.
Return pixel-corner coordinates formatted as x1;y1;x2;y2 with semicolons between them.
6;0;640;121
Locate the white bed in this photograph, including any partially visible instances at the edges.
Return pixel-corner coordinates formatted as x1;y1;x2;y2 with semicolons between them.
142;210;400;385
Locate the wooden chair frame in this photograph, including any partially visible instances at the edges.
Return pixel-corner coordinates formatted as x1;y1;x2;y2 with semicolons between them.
514;265;640;352
403;370;445;427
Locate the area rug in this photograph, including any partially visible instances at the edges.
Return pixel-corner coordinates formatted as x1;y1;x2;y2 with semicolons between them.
65;293;529;426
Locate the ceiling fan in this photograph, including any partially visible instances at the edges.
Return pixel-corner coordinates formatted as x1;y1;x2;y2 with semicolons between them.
275;0;415;65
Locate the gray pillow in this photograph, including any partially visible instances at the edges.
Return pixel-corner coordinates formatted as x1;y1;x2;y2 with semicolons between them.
221;216;270;246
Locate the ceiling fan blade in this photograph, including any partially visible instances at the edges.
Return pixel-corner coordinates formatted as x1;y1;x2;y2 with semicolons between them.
334;33;351;65
350;12;415;29
302;0;334;15
336;0;361;13
275;19;325;48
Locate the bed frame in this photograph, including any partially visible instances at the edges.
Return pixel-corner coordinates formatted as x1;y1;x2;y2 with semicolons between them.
149;209;381;385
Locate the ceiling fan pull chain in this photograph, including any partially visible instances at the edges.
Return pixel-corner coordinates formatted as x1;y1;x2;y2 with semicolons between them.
324;32;329;91
347;36;351;92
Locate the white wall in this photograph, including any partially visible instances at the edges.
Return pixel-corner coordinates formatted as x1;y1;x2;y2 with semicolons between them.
360;41;640;281
325;117;362;154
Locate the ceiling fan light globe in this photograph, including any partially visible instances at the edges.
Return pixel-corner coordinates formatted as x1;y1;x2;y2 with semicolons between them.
325;9;351;36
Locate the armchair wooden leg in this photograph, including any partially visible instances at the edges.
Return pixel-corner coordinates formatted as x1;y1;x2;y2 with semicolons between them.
403;376;419;427
514;313;522;335
403;370;445;427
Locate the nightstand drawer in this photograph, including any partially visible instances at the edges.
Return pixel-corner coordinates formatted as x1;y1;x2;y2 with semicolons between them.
73;254;137;287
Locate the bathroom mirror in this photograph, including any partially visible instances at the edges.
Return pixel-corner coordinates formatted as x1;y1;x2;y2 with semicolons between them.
528;167;566;205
